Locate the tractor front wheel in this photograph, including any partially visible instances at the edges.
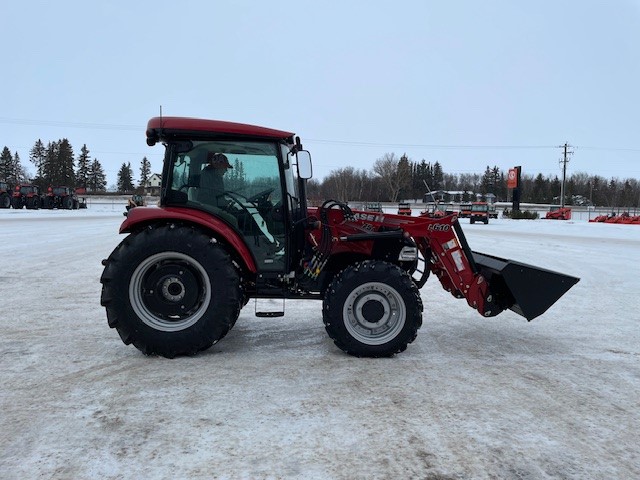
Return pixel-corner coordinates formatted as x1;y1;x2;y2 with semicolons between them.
100;225;242;358
323;260;423;357
0;194;10;209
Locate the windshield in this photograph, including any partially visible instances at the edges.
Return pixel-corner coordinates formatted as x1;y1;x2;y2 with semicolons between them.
471;204;488;212
167;139;289;271
170;141;283;204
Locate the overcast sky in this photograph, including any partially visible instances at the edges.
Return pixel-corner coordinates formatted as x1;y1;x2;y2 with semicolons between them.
2;1;639;187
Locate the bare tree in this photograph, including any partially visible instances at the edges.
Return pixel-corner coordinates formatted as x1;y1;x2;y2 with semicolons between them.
373;153;403;202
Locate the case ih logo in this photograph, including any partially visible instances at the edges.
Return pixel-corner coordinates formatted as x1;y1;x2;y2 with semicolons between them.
354;212;383;222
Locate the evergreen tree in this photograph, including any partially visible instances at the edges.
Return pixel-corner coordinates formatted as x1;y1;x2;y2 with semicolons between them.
397;154;412;200
34;139;75;187
88;159;107;192
480;165;502;197
411;159;433;200
40;141;59;188
0;148;27;184
226;157;247;191
12;152;27;184
56;138;75;186
117;162;135;193
0;147;12;182
76;144;91;188
432;162;444;190
29;139;46;179
550;176;561;203
532;173;547;203
139;156;151;188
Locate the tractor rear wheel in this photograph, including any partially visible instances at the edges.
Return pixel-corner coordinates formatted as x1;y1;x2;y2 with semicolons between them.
0;194;9;209
323;260;423;357
100;224;242;358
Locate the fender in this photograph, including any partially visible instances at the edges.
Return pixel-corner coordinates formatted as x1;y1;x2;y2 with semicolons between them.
120;206;257;273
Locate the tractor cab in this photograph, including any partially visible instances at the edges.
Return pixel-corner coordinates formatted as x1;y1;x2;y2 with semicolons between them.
149;118;311;275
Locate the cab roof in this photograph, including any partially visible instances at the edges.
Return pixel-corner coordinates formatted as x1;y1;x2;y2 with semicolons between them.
146;117;295;144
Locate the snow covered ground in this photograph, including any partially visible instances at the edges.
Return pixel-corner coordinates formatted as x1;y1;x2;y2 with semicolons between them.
1;204;639;479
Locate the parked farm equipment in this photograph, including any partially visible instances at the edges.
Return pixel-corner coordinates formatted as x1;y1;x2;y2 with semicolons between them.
397;202;412;215
0;181;11;208
11;185;41;209
545;206;572;220
100;117;579;358
458;203;472;218
44;186;79;209
590;212;640;224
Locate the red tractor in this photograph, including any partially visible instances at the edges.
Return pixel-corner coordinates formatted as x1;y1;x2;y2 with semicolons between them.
44;186;79;209
0;181;11;208
12;184;42;209
100;117;579;358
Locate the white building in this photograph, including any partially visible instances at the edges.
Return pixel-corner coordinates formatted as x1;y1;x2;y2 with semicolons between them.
145;173;162;196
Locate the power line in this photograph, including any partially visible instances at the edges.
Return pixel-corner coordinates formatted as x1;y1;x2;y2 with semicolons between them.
0;117;139;131
576;146;640;153
2;116;640;153
306;139;557;150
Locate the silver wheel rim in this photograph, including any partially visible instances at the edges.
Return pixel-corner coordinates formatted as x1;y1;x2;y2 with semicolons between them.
342;281;406;345
129;251;211;332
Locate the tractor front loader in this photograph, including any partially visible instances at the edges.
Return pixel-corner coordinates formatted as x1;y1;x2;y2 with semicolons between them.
100;117;579;359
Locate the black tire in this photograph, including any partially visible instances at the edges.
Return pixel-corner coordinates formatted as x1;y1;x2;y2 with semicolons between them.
323;260;423;357
0;194;9;209
100;224;242;358
63;196;73;209
11;197;21;209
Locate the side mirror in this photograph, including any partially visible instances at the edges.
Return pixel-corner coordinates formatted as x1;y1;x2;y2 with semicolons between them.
296;150;312;179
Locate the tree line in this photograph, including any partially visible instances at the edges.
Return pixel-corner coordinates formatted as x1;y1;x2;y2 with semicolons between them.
3;141;639;207
307;152;640;208
0;139;153;194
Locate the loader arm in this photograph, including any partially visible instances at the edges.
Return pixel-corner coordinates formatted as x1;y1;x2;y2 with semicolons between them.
402;214;579;320
405;215;495;316
323;206;579;321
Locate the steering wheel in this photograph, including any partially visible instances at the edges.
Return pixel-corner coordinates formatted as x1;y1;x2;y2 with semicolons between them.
220;191;257;214
248;188;275;205
222;191;277;240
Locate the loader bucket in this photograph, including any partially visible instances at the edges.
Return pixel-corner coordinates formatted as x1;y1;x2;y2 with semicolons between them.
472;251;580;321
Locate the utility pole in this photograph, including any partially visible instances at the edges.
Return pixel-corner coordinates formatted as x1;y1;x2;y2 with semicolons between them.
559;143;573;208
